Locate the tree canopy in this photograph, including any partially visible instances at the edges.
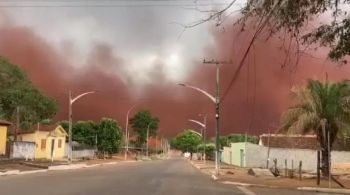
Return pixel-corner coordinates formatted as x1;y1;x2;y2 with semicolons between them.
241;0;350;62
129;110;159;147
97;118;123;154
0;58;58;130
171;130;203;154
280;79;350;175
219;134;259;149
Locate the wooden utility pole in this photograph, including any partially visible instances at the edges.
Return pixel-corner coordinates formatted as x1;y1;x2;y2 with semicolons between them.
203;59;232;176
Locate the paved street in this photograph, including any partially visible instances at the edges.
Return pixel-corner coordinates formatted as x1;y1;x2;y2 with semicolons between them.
0;158;331;195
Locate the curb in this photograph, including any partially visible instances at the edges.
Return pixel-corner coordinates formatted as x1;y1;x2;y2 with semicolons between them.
0;170;20;176
48;163;87;171
297;187;350;194
19;169;48;175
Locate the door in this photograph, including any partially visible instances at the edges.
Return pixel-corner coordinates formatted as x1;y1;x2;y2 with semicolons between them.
240;149;244;167
51;139;55;161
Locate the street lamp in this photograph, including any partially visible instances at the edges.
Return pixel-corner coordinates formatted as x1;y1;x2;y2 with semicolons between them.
68;91;95;163
178;63;221;176
125;104;137;160
188;117;207;164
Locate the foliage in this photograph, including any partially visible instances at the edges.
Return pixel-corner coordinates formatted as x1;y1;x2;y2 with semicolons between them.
219;134;259;148
60;119;123;154
197;143;216;160
129;110;159;147
280;79;350;175
0;58;58;130
241;0;350;62
97;118;123;154
172;130;203;153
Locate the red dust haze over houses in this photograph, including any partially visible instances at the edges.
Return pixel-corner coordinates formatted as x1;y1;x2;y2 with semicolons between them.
1;13;350;137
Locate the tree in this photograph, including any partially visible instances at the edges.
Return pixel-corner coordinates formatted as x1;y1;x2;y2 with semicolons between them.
280;79;350;176
0;57;57;130
219;134;259;148
240;0;350;62
172;130;203;158
129;110;159;147
97;118;123;155
197;143;216;160
72;121;97;147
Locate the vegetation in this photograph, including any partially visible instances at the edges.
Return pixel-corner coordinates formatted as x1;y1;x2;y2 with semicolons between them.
241;0;350;62
280;79;350;176
129;110;159;147
60;118;123;155
171;130;203;158
219;134;259;149
197;143;216;160
0;58;58;130
97;118;123;154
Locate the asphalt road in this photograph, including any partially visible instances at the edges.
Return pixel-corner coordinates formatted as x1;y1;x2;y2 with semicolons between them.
0;158;331;195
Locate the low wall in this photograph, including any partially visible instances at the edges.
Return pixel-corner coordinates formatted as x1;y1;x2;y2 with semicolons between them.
7;141;35;160
223;142;350;172
72;149;95;159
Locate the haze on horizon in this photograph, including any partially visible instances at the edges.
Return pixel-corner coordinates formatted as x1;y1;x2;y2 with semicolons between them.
0;0;349;137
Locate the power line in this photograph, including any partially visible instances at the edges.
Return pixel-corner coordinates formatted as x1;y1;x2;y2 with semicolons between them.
0;3;230;8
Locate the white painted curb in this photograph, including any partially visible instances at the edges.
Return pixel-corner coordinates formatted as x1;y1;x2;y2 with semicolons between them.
211;174;218;180
0;170;20;176
48;163;87;171
221;181;252;187
297;187;350;194
19;169;48;175
102;162;118;165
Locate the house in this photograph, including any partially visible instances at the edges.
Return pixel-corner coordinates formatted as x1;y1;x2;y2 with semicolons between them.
0;120;12;155
16;125;68;160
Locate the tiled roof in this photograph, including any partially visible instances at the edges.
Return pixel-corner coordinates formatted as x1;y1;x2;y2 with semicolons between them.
259;134;350;151
0;120;12;126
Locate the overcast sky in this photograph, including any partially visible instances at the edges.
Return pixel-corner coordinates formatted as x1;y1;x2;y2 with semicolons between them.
3;0;244;87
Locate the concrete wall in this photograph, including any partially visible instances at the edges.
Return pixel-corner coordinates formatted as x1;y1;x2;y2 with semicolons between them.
221;142;246;166
72;149;95;159
0;126;7;155
222;142;350;172
8;141;35;160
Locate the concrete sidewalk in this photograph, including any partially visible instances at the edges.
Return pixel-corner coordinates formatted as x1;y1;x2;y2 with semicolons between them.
189;160;350;194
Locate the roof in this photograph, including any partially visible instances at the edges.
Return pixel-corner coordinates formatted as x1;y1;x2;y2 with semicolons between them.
259;134;318;150
259;134;350;151
12;124;67;135
0;120;12;126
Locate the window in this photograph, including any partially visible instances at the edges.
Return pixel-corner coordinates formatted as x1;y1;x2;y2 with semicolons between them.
41;139;46;150
58;139;62;148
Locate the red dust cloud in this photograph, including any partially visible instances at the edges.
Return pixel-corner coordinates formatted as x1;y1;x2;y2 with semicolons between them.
0;16;349;137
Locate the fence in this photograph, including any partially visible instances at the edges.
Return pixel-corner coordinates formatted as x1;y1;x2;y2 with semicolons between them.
64;143;96;159
6;141;35;160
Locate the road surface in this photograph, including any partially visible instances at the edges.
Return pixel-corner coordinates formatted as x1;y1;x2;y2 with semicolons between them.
0;158;330;195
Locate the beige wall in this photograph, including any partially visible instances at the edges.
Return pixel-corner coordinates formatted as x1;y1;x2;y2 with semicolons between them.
0;126;7;155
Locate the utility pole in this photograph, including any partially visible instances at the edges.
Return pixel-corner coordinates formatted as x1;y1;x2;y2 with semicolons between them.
14;106;20;141
146;122;151;157
203;59;231;176
68;90;95;163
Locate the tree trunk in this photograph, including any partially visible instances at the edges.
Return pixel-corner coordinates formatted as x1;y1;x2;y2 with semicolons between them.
321;147;329;176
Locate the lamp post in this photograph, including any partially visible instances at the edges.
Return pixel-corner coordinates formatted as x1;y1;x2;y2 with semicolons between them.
68;91;95;163
125;104;137;160
188;116;207;164
178;63;221;175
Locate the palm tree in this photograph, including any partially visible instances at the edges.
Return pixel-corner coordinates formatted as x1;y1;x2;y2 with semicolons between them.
280;79;350;176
